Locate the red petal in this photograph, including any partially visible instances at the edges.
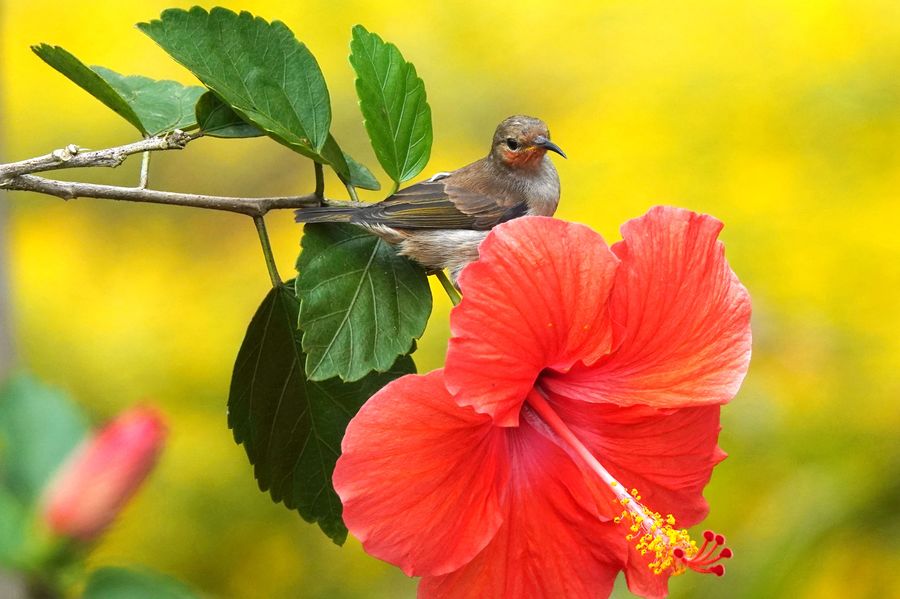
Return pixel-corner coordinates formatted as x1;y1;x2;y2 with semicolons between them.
446;217;619;426
333;370;509;577
42;406;166;541
544;206;751;409
419;409;625;598
623;543;672;599
548;392;725;526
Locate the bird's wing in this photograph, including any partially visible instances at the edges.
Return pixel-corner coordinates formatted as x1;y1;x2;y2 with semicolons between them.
352;178;526;230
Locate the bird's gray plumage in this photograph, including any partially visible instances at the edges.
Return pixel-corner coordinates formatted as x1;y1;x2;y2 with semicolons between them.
295;115;563;281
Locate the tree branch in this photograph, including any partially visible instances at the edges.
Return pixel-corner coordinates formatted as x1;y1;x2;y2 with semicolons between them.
0;131;194;179
0;174;361;217
0;134;367;217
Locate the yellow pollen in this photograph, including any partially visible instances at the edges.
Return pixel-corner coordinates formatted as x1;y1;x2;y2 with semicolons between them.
614;488;699;576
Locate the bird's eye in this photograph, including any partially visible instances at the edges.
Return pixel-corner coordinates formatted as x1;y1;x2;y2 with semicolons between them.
505;138;519;151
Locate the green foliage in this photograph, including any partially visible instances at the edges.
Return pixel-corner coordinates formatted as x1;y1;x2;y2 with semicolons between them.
33;5;443;558
138;7;376;187
31;45;204;136
138;7;330;152
0;489;26;565
195;92;263;138
350;25;432;189
92;68;205;135
296;224;432;382
343;151;382;191
228;283;415;544
0;374;87;504
82;567;199;599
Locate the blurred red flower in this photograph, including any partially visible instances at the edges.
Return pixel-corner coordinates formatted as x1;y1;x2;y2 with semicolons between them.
334;208;751;598
42;406;167;542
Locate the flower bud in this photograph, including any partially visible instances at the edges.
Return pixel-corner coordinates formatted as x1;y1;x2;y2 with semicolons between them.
41;406;167;542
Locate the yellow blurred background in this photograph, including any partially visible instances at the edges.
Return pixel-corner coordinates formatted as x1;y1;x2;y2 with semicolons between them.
2;0;899;597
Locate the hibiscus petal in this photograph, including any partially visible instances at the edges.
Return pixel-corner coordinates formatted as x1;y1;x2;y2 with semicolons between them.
419;410;625;598
623;543;675;599
544;206;751;409
446;216;619;426
333;370;509;577
548;392;725;526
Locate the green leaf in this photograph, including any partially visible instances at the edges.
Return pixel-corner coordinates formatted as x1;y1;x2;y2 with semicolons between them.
344;150;382;190
31;44;204;136
83;567;198;599
0;374;88;504
228;283;414;543
195;92;263;138
92;67;204;135
0;489;27;565
32;44;144;132
138;8;333;156
296;224;432;382
350;25;433;187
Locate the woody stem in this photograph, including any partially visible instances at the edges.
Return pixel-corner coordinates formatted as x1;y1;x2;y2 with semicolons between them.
139;150;150;188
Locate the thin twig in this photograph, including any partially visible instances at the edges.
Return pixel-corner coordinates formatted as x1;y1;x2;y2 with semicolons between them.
139;150;151;188
0;131;194;179
0;134;367;216
0;174;362;217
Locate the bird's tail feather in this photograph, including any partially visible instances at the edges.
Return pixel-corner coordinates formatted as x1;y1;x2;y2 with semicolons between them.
294;206;355;224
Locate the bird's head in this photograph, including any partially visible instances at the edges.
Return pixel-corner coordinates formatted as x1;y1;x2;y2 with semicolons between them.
491;115;566;169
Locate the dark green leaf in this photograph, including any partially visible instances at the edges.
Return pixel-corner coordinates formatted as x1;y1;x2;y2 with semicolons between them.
350;25;433;187
195;92;263;138
228;283;414;543
0;374;88;503
138;8;334;158
32;45;204;136
296;224;432;382
92;67;204;135
83;567;198;599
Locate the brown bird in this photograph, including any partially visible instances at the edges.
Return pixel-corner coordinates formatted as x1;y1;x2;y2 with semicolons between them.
295;115;565;281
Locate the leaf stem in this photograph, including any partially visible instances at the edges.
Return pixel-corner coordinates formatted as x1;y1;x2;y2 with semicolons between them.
314;162;325;200
344;182;360;203
139;150;150;188
435;270;461;306
253;215;282;287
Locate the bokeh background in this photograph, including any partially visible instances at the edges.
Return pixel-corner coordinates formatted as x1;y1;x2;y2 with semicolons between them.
3;0;899;597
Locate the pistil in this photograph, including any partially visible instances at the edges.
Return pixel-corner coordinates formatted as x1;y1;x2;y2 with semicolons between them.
525;387;731;577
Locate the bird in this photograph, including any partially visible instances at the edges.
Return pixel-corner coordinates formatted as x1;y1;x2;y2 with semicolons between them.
294;115;565;282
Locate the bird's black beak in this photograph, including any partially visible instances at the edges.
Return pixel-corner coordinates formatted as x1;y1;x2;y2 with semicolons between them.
533;135;567;158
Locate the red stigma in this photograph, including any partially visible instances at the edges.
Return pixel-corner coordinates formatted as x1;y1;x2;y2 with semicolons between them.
676;529;733;577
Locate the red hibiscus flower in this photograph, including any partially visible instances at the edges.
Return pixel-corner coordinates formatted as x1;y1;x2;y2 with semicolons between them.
333;207;751;598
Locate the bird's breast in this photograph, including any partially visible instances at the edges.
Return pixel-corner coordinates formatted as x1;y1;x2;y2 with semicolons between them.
522;161;561;217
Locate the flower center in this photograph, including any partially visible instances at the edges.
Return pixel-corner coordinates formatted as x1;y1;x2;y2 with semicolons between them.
525;387;732;578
